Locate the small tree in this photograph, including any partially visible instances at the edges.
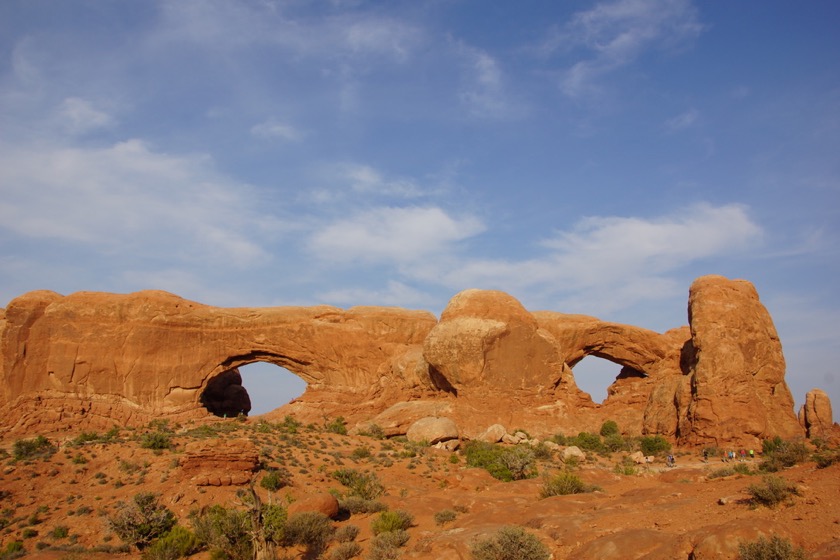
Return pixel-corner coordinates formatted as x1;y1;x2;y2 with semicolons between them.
599;420;619;437
109;493;177;550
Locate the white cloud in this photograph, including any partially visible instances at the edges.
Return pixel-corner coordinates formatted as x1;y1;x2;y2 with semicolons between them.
318;280;436;308
58;97;116;134
0;138;282;267
309;206;485;264
664;108;699;131
414;203;762;315
456;43;521;119
543;0;704;98
250;119;301;141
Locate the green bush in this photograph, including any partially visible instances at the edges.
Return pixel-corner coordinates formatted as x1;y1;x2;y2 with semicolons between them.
282;511;334;556
140;432;173;451
325;416;348;435
331;469;385;500
759;438;808;472
568;432;603;453
141;526;199;560
470;526;550;560
639;435;671;456
190;505;252;560
746;475;799;508
50;525;70;539
261;503;287;544
259;467;291;492
540;472;596;498
603;434;629;453
0;541;25;560
738;535;807;560
108;492;177;550
371;510;413;535
12;436;56;461
463;442;536;482
599;420;620;437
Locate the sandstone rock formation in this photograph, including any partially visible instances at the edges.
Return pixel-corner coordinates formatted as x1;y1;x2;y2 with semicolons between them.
405;416;459;445
179;437;259;486
679;275;801;443
0;275;822;445
799;388;834;438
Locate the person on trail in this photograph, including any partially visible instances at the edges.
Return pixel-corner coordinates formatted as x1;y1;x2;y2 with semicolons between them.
749;449;755;460
703;449;708;462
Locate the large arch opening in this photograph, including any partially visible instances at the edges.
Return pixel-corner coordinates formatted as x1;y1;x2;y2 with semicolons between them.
199;361;308;417
239;362;307;416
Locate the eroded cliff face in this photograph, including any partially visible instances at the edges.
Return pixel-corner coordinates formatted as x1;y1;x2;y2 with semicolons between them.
0;276;814;445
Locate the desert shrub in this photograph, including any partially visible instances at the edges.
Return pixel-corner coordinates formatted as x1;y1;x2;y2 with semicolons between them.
140;431;173;451
707;466;737;479
329;541;362;560
738;535;807;560
531;442;553;460
599;420;620;437
550;433;567;446
0;541;25;560
331;469;385;500
259;467;291;492
639;435;671;456
108;492;177;550
434;509;457;526
282;511;334;556
470;526;550;560
21;528;37;539
334;524;360;543
603;433;629;453
350;446;372;460
759;439;808;472
12;436;56;461
359;424;385;440
463;442;536;482
338;496;387;514
813;449;840;469
50;525;70;539
371;510;413;535
746;475;799;508
540;472;596;498
141;526;199;560
568;432;603;453
368;530;410;560
190;505;252;560
325;416;348;435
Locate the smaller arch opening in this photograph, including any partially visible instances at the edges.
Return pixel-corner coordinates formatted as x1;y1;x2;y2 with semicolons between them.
571;356;647;404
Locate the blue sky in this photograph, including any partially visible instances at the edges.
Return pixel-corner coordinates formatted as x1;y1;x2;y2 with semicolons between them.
1;0;838;417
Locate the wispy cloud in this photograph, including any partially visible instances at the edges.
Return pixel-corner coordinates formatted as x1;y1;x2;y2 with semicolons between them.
664;108;699;132
413;203;762;314
308;206;485;264
0;137;282;267
455;43;523;119
318;280;437;309
541;0;704;98
250;119;301;141
57;97;116;134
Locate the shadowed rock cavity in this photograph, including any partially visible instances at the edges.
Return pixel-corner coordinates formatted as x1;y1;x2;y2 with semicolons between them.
200;368;252;417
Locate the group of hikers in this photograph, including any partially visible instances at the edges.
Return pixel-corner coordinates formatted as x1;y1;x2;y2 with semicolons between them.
701;448;755;462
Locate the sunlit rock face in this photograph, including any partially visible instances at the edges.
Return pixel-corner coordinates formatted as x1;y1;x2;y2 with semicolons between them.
0;275;813;445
